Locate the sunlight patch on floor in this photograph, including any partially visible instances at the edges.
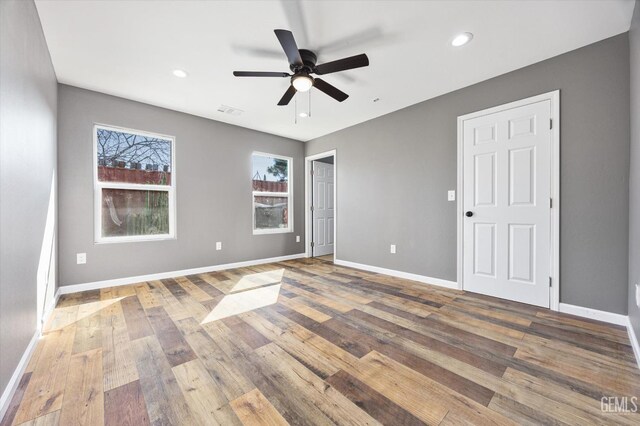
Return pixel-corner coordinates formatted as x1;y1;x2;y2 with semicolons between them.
230;269;285;293
201;284;281;324
44;296;125;332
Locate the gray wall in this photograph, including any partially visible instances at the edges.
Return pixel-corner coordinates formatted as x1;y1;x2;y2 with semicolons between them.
58;85;305;286
307;33;631;314
0;0;57;402
629;1;640;347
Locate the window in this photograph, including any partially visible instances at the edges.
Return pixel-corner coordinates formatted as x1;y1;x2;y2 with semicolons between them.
252;152;292;234
94;124;175;243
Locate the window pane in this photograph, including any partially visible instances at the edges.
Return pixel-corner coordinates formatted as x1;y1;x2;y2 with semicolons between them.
101;188;170;237
254;196;289;230
97;127;172;185
252;154;288;192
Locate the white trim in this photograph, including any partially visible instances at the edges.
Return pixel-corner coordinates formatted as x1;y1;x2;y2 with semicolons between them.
456;90;560;310
627;317;640;369
58;253;306;295
551;93;561;311
456;114;464;289
93;123;177;244
305;150;337;261
0;331;40;422
1;250;306;421
334;259;458;290
0;285;60;423
40;288;61;332
0;282;60;422
251;152;294;235
252;228;294;235
558;303;628;326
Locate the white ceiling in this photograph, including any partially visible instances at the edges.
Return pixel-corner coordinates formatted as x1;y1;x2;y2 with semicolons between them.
35;0;635;142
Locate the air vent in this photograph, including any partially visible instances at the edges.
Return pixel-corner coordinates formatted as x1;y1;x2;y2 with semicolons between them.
217;105;244;116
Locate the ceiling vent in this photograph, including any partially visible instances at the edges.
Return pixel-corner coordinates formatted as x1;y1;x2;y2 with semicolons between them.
217;105;244;116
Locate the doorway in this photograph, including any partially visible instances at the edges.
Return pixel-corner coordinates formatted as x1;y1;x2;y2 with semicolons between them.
457;91;560;309
305;150;337;260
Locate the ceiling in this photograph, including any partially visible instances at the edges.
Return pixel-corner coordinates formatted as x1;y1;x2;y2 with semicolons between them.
35;0;635;142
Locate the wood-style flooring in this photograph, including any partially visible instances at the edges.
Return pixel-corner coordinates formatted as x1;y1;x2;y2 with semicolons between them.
2;257;639;425
315;254;334;262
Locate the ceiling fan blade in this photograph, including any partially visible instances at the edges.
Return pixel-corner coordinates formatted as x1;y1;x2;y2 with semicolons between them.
233;71;290;77
277;85;297;106
313;78;348;102
280;0;309;48
274;29;303;67
316;27;394;55
314;54;369;75
230;45;284;60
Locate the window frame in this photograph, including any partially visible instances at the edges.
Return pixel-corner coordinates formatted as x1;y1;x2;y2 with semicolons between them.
252;152;293;235
93;123;177;244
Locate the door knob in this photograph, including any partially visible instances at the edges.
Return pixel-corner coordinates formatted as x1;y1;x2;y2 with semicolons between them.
465;211;473;217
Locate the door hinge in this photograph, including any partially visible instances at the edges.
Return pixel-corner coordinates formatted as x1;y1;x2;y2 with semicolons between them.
311;242;315;248
550;198;553;208
549;277;552;287
549;119;553;129
310;169;314;176
310;205;314;212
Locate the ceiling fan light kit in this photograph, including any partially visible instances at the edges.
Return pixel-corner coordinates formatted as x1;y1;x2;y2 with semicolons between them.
233;29;369;108
292;74;313;92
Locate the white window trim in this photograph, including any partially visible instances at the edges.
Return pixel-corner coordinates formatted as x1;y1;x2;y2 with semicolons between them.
252;152;293;235
93;123;177;244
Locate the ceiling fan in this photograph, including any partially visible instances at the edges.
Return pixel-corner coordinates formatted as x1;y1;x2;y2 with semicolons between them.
233;29;369;106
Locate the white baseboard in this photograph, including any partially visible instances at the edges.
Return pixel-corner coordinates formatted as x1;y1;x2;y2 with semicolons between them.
1;253;306;422
558;303;628;326
627;317;640;369
58;253;306;295
334;259;459;290
0;287;61;423
0;330;40;422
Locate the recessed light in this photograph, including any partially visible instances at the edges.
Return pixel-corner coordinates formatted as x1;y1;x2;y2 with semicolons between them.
172;69;188;78
298;112;308;118
451;32;473;47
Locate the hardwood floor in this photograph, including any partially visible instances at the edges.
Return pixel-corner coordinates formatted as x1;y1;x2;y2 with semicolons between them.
3;257;639;425
315;254;334;262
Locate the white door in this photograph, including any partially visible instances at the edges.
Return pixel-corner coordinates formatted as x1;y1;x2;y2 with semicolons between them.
463;100;551;307
312;160;334;256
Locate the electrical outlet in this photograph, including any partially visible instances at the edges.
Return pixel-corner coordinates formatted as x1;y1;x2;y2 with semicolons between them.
77;253;86;265
296;235;301;243
216;242;222;251
636;283;640;308
390;244;397;254
448;190;456;201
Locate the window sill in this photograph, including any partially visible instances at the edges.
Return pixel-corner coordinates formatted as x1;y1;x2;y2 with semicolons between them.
95;235;176;244
253;229;293;236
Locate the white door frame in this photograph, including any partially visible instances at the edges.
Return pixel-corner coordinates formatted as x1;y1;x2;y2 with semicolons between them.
456;90;560;311
305;149;337;260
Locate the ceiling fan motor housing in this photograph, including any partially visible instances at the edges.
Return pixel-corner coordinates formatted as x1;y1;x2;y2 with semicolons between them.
291;49;318;73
